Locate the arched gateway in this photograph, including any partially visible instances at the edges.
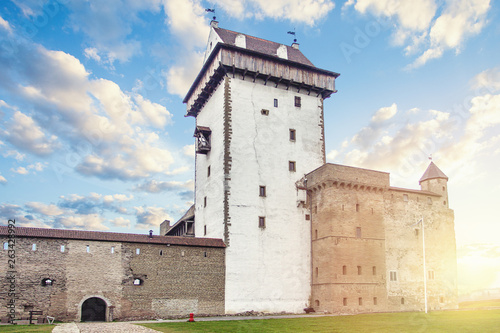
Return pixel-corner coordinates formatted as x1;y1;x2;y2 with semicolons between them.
81;297;106;322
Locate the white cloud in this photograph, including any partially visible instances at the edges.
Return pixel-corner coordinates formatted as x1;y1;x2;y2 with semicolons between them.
0;175;6;184
183;144;195;157
55;214;109;231
3;150;25;161
110;216;131;228
0;16;12;33
133;179;193;193
471;67;500;93
11;167;29;175
84;47;102;63
166;51;205;97
26;202;64;216
371;103;397;122
2;111;59;156
135;206;172;229
346;0;491;68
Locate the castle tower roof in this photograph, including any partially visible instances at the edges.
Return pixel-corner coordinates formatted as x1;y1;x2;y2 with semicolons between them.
212;27;315;67
419;161;448;184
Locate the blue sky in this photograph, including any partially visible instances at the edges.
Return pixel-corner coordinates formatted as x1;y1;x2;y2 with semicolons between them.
1;0;499;294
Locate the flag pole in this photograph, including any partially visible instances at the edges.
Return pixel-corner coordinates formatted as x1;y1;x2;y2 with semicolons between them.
422;216;428;313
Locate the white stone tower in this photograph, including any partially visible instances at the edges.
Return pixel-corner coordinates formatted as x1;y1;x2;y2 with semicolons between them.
183;21;339;313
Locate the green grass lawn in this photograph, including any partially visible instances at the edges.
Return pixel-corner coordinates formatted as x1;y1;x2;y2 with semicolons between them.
140;310;500;333
460;299;500;309
0;325;53;332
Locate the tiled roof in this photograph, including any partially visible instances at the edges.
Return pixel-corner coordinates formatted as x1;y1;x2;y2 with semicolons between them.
214;27;315;67
0;226;225;248
419;162;448;184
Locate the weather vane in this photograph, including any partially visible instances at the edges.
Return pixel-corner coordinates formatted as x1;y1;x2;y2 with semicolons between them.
205;7;216;21
287;29;297;43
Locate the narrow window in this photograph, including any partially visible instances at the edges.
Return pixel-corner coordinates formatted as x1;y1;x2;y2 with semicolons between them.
315;300;320;307
442;186;445;191
359;298;363;306
401;298;405;305
371;208;374;215
136;248;140;255
207;165;211;177
60;245;65;252
41;278;53;286
357;266;362;275
373;297;378;305
439;296;444;303
111;246;115;254
314;206;318;214
356;204;360;212
274;98;278;107
294;96;301;107
32;244;37;251
181;250;185;257
372;266;376;275
289;161;296;172
259;216;266;228
133;278;143;286
403;194;409;202
305;214;310;221
343;298;347;306
259;186;266;197
356;227;361;238
204;196;207;207
289;129;296;141
261;109;269;115
315;229;318;239
428;270;434;280
342;204;344;211
427;197;432;205
3;242;8;250
415;229;419;236
204;225;207;236
443;201;446;205
204;251;208;257
159;250;163;256
343;265;347;275
390;271;397;281
315;267;319;277
86;245;90;253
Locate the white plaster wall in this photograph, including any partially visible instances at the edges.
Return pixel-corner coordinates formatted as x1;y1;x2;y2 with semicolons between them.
203;28;224;64
224;78;325;313
194;85;226;239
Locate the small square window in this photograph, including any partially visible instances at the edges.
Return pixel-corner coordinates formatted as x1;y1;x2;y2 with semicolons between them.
289;161;296;172
207;165;211;177
259;216;266;228
357;266;362;275
373;297;378;305
136;248;140;255
274;98;278;107
305;214;310;221
372;266;376;275
403;194;409;201
289;129;296;141
261;109;269;115
343;298;347;306
259;186;266;197
3;242;8;250
133;278;143;286
401;297;405;305
60;245;65;253
86;245;90;253
295;96;301;107
342;265;347;275
111;246;115;254
32;244;37;251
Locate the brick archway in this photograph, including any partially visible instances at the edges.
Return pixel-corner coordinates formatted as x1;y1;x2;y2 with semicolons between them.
81;297;106;322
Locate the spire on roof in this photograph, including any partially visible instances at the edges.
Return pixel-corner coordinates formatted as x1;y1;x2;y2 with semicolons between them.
419;161;448;184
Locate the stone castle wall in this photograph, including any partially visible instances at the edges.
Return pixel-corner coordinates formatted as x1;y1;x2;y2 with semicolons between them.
0;235;225;322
